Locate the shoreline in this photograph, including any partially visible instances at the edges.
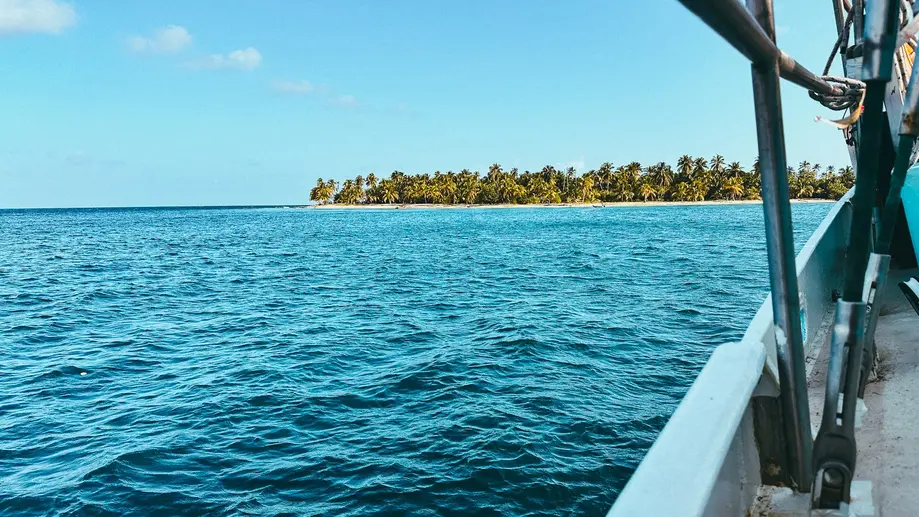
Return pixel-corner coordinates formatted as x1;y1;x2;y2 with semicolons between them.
306;199;836;210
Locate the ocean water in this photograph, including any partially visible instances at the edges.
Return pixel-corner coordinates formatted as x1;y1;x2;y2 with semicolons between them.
0;204;832;516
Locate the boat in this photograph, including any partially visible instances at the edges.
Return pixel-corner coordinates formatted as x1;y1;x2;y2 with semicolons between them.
608;1;919;515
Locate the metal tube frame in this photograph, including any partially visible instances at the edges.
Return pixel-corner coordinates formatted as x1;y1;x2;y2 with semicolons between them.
853;0;865;47
677;0;903;504
857;34;919;398
679;0;845;96
747;0;814;493
813;0;900;509
833;0;847;36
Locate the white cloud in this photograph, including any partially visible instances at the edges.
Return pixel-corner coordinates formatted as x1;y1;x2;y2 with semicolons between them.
185;47;262;71
332;94;357;107
0;0;76;35
127;25;191;54
272;79;313;94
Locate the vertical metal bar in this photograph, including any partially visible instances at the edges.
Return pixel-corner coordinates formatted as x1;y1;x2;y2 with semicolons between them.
813;0;900;508
853;0;865;46
844;85;887;303
747;0;813;493
858;43;919;398
844;0;899;302
833;0;847;36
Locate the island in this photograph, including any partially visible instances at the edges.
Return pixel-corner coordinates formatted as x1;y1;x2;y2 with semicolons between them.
309;156;855;207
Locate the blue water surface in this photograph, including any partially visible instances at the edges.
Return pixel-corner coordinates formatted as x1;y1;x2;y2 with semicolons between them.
0;203;831;516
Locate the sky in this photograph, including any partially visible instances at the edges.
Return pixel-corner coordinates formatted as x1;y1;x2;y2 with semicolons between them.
0;0;852;208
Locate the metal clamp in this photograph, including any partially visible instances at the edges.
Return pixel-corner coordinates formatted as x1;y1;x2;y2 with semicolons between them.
859;253;891;398
813;301;868;509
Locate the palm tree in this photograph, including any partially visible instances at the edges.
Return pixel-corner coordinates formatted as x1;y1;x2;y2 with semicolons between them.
726;161;744;178
677;155;693;181
598;162;614;193
639;181;658;202
309;178;328;204
692;157;708;180
710;155;725;180
672;182;691;201
722;176;744;200
650;162;673;188
315;157;853;205
381;180;398;203
577;176;597;202
690;180;707;201
487;163;502;182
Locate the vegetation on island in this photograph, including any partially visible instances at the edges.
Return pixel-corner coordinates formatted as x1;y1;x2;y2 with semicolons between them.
309;155;855;205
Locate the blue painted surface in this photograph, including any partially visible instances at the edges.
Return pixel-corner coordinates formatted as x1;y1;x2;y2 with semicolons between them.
902;165;919;261
0;204;830;515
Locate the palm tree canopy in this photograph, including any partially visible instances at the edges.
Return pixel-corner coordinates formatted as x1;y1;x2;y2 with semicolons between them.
313;158;854;206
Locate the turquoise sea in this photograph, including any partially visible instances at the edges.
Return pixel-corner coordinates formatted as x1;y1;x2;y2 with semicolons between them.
0;203;832;516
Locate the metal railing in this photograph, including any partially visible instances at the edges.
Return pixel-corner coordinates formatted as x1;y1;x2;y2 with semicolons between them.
675;0;910;511
679;0;845;97
607;341;766;517
607;190;855;517
608;0;917;512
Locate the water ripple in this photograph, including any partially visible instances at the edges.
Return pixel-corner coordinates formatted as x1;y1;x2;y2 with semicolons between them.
0;204;830;516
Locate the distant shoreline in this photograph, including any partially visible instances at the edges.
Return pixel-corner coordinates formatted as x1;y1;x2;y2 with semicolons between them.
306;199;836;210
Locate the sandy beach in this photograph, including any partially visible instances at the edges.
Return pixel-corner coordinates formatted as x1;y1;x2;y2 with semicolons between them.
306;199;835;210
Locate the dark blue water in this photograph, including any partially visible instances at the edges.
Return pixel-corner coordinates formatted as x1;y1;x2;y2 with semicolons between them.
0;204;831;516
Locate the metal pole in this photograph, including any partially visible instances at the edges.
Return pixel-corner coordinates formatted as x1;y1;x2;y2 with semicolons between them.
833;0;847;36
857;42;919;397
813;0;899;509
747;0;813;493
853;0;865;46
843;0;898;302
679;0;845;97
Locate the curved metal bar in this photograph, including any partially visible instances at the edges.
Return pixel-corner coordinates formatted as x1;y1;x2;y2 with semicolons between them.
678;0;845;97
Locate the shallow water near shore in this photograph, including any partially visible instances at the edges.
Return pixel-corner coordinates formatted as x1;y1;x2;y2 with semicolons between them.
0;204;831;516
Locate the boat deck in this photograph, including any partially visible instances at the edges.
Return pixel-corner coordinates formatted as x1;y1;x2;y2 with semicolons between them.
805;268;919;516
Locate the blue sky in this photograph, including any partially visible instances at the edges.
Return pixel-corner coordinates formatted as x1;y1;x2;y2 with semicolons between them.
1;0;850;208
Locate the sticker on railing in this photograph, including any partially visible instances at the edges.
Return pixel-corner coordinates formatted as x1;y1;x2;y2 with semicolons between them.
800;291;808;343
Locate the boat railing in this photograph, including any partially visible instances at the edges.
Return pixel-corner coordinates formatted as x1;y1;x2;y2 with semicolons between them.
742;189;854;381
607;190;854;517
609;0;917;513
607;340;766;517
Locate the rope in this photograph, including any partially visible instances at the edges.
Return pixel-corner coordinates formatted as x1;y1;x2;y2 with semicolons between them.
811;1;914;123
809;75;866;112
810;7;863;113
815;85;866;128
